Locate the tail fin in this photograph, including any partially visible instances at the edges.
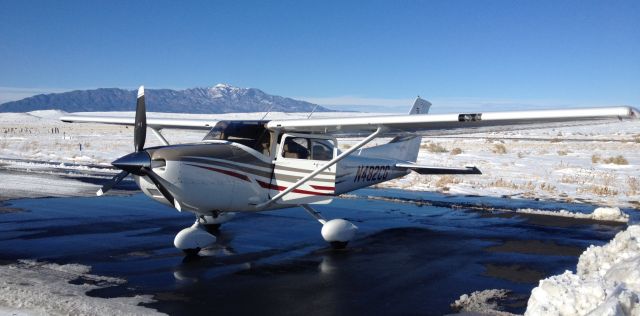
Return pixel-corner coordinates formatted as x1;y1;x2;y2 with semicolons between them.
408;97;432;115
357;97;431;162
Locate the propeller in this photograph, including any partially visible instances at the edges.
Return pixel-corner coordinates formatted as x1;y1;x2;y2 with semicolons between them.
97;86;179;209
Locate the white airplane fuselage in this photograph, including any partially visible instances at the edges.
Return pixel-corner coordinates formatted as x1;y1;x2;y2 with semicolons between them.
135;138;415;216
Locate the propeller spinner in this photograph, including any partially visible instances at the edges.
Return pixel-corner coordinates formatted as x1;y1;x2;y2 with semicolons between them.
97;86;179;210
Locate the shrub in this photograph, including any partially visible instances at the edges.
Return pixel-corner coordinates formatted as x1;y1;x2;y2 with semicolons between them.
422;142;448;153
603;155;628;165
492;144;507;154
450;148;463;155
435;175;460;189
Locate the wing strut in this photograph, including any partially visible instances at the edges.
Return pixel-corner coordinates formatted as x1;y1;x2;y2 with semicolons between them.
255;127;383;210
150;127;170;145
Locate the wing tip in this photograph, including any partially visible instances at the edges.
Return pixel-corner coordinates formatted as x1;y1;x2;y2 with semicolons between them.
137;85;145;98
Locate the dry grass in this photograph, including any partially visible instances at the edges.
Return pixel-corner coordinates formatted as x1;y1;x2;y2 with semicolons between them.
603;155;628;165
422;142;448;153
578;185;619;196
539;182;556;193
450;147;463;155
435;175;461;190
550;138;562;143
591;154;601;163
557;150;570;156
627;177;639;196
492;144;507;154
490;178;518;189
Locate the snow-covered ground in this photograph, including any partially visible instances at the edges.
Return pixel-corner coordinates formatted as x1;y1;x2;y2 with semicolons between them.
451;225;640;316
0;260;164;315
1;109;640;315
372;121;640;209
525;225;640;316
2;110;639;207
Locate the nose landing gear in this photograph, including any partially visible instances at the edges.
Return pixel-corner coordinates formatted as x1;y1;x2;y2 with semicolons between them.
174;220;217;256
174;212;236;256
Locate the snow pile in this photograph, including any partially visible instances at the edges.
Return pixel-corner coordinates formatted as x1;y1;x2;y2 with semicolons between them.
0;259;165;315
525;225;640;315
516;207;629;223
450;289;516;315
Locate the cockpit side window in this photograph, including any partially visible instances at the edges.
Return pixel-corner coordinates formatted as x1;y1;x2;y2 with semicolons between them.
281;137;334;161
282;137;309;159
203;121;270;155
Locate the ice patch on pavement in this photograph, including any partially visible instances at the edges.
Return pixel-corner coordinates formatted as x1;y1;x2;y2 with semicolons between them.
516;207;629;223
0;259;165;315
450;289;517;315
525;225;640;315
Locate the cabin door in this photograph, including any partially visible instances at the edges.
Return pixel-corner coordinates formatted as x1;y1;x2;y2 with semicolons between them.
270;133;337;204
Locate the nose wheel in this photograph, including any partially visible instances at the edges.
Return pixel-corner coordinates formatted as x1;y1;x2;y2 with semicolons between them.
302;204;358;249
174;220;217;256
174;212;236;256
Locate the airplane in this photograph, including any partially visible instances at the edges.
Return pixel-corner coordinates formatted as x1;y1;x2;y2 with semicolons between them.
60;86;639;255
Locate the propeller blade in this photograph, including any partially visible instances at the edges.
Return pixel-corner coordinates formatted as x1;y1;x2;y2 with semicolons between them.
134;85;147;152
144;168;176;207
97;170;130;196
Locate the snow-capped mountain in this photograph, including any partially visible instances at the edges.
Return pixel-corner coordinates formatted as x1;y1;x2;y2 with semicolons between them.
0;84;327;113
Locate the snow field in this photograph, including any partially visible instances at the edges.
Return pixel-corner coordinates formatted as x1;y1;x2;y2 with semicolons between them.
0;260;165;315
525;225;640;316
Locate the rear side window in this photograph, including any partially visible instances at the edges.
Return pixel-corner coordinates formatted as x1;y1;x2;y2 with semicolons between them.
310;140;332;161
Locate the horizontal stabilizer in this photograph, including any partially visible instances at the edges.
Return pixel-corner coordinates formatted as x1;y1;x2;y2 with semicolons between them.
395;163;482;175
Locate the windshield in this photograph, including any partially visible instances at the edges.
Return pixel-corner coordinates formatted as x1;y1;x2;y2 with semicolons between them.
203;120;271;154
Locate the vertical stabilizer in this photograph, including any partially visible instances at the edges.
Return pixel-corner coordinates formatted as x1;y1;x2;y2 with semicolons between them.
409;97;432;115
356;97;431;163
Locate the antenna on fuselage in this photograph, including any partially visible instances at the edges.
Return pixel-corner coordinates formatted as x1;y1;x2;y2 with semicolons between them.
261;104;274;120
307;104;319;119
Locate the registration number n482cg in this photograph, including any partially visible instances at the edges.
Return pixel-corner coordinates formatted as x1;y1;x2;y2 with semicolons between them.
354;165;390;182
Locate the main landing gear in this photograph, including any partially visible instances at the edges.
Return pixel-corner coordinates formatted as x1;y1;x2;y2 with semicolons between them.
173;212;235;255
302;204;358;249
173;207;356;256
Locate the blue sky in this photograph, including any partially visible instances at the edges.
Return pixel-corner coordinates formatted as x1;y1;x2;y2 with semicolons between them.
0;0;638;111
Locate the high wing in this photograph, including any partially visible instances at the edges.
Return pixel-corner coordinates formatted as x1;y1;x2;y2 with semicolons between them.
266;106;639;136
61;106;639;135
59;114;218;130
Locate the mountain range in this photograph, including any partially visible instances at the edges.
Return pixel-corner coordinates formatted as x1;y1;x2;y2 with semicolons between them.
0;84;328;113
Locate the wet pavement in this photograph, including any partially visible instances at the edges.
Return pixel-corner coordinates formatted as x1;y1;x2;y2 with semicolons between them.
0;189;632;315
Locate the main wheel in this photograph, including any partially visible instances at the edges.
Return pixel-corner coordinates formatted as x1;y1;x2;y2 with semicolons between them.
182;248;201;256
321;219;358;249
329;241;349;249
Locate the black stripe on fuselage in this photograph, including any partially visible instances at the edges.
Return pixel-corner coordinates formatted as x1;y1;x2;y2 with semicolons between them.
182;156;273;179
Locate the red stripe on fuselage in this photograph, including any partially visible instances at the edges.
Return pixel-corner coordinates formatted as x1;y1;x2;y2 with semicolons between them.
256;180;334;196
188;164;250;182
310;184;335;191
